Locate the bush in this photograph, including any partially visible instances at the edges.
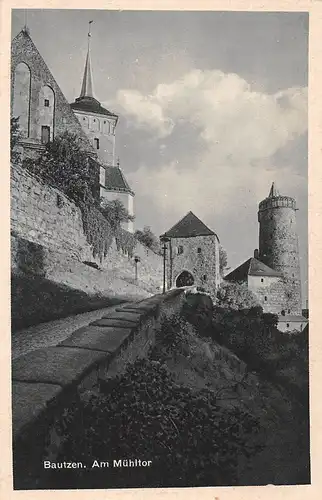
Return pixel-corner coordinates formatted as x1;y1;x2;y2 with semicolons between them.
23;131;99;206
217;281;260;310
55;358;262;488
134;226;161;254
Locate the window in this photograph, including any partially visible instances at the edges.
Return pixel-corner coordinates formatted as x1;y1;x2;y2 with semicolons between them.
261;278;264;283
287;323;290;328
264;296;267;302
41;126;50;144
281;310;286;316
288;309;290;314
177;246;183;255
197;247;202;254
94;138;100;150
203;274;207;281
93;119;96;122
44;99;49;107
83;117;86;121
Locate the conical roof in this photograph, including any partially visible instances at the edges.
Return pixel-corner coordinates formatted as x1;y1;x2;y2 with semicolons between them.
80;47;94;98
162;211;217;239
268;182;280;198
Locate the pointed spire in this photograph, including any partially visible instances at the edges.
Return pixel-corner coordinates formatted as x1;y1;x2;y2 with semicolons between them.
79;21;94;98
268;182;280;198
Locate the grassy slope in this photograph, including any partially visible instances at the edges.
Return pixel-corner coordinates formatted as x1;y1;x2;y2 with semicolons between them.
153;313;310;485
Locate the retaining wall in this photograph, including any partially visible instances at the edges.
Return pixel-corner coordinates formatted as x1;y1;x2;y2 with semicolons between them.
12;289;186;489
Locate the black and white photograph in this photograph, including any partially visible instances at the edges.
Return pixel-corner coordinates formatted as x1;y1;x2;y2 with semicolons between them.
9;6;310;491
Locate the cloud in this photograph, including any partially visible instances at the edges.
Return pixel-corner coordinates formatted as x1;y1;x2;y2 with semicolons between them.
109;68;307;233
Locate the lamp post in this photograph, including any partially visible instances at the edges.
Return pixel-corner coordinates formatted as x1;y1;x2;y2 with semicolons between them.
160;236;170;294
134;255;140;283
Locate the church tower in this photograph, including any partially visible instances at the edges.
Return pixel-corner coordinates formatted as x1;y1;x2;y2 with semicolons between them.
258;182;302;314
70;22;134;232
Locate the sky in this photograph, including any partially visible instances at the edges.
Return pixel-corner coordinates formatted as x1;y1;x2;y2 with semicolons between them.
12;9;308;303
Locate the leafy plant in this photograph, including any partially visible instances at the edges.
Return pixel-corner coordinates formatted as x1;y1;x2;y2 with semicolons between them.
23;131;99;206
100;199;135;232
216;281;260;310
134;226;161;254
55;358;262;489
10;116;22;164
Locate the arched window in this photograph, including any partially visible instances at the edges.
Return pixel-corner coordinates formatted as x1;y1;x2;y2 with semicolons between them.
13;62;31;137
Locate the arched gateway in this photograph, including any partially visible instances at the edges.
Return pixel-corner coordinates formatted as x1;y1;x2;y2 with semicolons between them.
176;271;194;288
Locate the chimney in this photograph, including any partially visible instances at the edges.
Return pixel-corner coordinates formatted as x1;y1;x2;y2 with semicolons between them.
254;249;259;259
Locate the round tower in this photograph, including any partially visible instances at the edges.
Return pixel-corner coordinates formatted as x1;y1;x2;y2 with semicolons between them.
258;182;302;315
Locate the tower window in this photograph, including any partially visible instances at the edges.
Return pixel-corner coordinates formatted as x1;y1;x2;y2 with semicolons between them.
286;323;290;328
44;99;49;107
264;296;268;302
41;126;50;144
197;247;202;254
93;119;96;122
177;246;183;255
261;278;264;283
94;138;100;150
83;117;86;120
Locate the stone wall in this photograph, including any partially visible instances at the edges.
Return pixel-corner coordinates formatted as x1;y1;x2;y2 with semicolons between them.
248;275;288;315
11;163;163;293
258;197;302;315
167;234;220;296
12;290;186;489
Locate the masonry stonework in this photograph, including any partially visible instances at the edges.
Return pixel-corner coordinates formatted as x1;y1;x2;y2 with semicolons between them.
167;235;220;294
11;163;162;291
11;30;94;159
258;193;302;315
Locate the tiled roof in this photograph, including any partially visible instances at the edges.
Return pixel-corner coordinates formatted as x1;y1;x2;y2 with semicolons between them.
70;96;118;118
161;211;217;239
104;166;133;194
224;257;283;281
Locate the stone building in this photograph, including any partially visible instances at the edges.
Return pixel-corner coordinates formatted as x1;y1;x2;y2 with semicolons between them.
225;183;307;332
11;28;93;160
161;211;220;295
11;26;134;232
70;26;134;232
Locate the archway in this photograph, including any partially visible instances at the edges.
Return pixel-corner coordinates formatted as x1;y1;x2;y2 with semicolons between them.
176;270;194;288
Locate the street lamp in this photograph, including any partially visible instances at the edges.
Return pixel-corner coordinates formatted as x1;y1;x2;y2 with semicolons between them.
160;236;170;294
134;255;140;283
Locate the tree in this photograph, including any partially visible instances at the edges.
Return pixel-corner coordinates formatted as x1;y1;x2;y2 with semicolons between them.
10;117;22;164
100;198;135;231
134;226;160;253
216;281;260;310
24;131;99;206
219;246;228;276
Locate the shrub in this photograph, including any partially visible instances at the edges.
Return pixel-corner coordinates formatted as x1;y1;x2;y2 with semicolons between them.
216;281;260;310
134;226;161;254
23;131;99;206
55;358;262;488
